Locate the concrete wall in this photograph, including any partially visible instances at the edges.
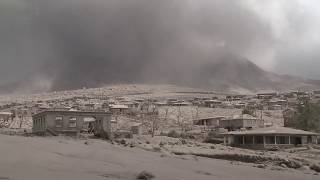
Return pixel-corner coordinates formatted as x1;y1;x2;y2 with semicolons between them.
94;115;112;139
243;119;263;128
45;113;86;133
220;119;262;130
32;115;46;134
220;119;243;130
33;111;111;137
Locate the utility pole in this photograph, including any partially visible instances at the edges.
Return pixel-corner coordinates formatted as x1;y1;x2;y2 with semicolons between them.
178;105;182;131
19;113;23;129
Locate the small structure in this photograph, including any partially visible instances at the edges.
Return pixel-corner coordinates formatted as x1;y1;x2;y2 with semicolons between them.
220;114;263;131
154;102;168;107
0;112;13;119
172;102;192;106
131;123;143;135
0;112;13;128
109;104;129;114
226;95;246;101
223;126;319;149
313;90;320;98
193;117;224;130
266;99;287;110
32;110;112;138
234;102;246;109
204;100;223;108
257;92;277;99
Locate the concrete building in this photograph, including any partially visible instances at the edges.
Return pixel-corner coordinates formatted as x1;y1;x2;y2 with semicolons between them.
0;112;13;128
204;100;222;108
223;126;319;149
257;92;277;99
131;123;143;135
193;117;225;130
220;114;263;131
109;104;130;114
32;110;112;138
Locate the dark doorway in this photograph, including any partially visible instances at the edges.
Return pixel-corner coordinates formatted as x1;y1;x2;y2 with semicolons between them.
295;137;302;145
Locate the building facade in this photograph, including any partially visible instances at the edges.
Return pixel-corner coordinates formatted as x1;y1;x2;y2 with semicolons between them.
223;126;319;150
32;110;112;138
220;114;263;131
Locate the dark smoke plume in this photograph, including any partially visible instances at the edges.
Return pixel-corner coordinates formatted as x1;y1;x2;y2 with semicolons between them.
0;0;274;91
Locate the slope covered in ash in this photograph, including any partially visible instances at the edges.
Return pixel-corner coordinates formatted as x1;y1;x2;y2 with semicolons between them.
189;53;315;92
0;52;318;94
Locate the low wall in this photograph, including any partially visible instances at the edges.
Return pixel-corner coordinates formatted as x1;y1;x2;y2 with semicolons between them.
232;143;303;150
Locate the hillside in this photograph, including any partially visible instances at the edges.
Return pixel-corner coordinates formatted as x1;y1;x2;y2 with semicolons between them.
191;54;319;92
0;52;319;94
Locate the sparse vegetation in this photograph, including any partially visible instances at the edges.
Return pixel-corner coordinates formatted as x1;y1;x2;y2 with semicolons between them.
310;163;320;172
203;131;223;144
290;102;320;132
167;130;180;138
242;108;255;116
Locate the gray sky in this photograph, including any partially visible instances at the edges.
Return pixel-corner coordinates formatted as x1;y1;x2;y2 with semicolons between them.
0;0;320;90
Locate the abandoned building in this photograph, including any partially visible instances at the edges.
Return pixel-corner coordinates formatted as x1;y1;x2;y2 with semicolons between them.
109;104;130;114
257;92;277;99
223;126;319;149
193;116;225;130
219;114;263;131
203;100;223;108
0;112;13;128
32;110;112;138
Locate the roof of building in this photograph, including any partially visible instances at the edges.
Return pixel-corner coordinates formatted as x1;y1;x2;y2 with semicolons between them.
32;110;111;117
222;114;259;121
0;112;13;116
225;126;318;136
109;104;129;109
193;116;225;122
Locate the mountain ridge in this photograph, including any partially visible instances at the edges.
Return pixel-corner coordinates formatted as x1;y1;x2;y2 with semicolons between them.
0;53;319;94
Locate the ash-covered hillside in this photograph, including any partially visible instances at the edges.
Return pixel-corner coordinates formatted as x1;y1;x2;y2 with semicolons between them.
0;1;319;94
0;52;318;95
188;53;319;92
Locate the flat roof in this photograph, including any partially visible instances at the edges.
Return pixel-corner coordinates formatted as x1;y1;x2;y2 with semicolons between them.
225;126;318;136
193;116;225;122
221;114;259;121
109;105;129;109
32;110;111;117
0;112;13;115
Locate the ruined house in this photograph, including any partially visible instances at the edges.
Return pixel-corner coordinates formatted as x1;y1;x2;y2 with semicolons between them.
257;92;277;99
32;110;112;138
204;100;223;108
193;116;225;130
109;104;130;114
0;112;13;128
220;114;263;131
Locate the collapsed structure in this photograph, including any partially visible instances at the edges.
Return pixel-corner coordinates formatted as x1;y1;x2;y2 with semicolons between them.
0;112;13;128
32;110;112;138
